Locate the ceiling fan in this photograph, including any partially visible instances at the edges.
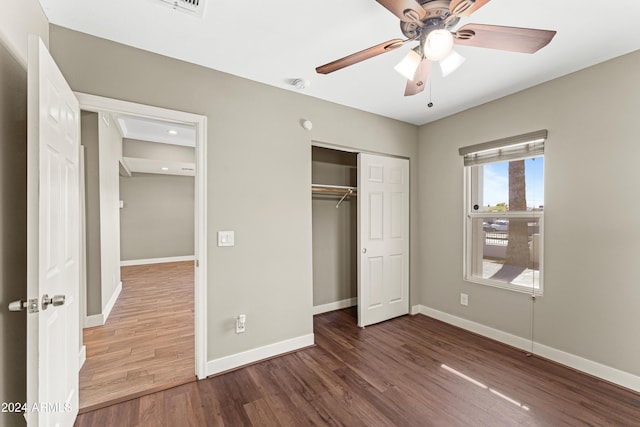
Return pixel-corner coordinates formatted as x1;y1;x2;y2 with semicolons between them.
316;0;557;96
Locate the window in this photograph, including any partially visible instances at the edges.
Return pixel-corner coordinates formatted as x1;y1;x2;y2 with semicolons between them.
459;130;546;294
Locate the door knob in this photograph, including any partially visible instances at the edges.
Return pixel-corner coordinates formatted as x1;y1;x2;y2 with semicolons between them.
362;248;367;254
42;294;65;310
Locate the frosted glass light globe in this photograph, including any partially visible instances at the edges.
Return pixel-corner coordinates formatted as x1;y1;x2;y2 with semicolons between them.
424;29;454;61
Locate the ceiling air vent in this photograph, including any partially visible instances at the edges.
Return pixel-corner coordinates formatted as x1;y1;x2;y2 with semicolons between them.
156;0;206;18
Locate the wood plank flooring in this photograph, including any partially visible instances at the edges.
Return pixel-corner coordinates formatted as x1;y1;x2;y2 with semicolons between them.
75;308;640;426
79;261;195;413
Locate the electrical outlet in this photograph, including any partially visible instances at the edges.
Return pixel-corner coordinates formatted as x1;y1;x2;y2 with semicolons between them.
460;293;469;306
236;314;246;333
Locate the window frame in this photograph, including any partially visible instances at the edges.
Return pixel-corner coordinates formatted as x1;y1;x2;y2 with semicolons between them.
462;143;545;295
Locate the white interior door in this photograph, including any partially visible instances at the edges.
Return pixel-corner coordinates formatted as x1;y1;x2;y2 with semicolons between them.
357;153;409;327
26;36;80;427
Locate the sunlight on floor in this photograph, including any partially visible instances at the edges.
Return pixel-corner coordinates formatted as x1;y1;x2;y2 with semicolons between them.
441;364;530;411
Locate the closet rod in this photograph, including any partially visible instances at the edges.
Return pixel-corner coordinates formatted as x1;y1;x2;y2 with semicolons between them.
311;184;357;208
311;184;358;196
312;184;356;191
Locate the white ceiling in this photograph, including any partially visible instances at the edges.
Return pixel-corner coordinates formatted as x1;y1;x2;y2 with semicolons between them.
40;0;640;125
115;114;196;176
116;114;196;148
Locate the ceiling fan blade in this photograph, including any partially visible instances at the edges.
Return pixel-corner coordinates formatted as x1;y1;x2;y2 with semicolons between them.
376;0;426;22
450;0;491;17
454;24;556;54
316;39;405;74
404;59;430;96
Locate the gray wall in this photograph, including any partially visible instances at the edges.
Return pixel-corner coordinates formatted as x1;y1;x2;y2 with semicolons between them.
418;50;640;377
120;173;195;261
0;0;49;67
0;2;48;426
312;147;357;306
81;111;122;317
81;111;102;315
49;25;419;361
0;39;28;427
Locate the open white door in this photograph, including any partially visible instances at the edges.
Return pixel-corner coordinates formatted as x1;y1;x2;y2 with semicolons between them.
357;153;409;327
26;36;80;426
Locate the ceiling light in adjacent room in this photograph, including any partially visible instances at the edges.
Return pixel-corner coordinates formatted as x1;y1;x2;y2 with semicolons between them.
168;129;178;135
161;167;169;171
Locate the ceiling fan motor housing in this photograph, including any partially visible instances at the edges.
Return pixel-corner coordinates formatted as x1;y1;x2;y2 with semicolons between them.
400;0;460;39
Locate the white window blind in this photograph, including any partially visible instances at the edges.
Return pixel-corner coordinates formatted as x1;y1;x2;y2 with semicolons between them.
459;130;547;166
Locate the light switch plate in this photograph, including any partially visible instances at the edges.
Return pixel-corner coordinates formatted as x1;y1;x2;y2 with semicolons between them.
218;231;235;247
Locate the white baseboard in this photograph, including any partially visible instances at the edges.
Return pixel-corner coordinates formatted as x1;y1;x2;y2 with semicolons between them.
120;255;195;267
410;304;421;315
84;314;104;328
84;281;122;328
207;334;314;376
313;297;357;315
102;281;122;324
417;305;640;394
79;345;86;369
532;341;640;393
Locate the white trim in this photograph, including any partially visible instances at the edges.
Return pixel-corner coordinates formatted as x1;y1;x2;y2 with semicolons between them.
84;314;104;328
419;305;531;351
120;255;195;266
207;334;315;376
84;281;122;328
410;305;421;315
194;115;208;380
416;305;640;393
79;345;86;369
533;342;640;393
75;92;208;381
102;281;122;324
313;298;357;315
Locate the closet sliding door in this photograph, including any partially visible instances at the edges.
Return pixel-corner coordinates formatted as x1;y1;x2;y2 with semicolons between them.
357;153;409;327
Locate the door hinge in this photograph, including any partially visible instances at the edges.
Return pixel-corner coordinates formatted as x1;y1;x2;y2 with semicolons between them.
196;259;199;267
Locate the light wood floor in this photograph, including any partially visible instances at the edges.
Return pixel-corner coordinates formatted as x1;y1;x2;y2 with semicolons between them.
75;308;640;426
79;261;195;413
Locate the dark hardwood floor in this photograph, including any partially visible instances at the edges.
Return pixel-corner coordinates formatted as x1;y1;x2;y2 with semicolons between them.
75;308;640;426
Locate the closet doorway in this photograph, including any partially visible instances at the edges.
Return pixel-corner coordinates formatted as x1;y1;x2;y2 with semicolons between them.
311;145;410;327
312;147;358;316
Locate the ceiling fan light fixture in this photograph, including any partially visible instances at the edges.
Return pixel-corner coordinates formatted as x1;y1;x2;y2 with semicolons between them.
424;29;454;61
394;48;422;81
439;50;466;77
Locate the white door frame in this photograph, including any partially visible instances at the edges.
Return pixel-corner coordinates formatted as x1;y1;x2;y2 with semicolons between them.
75;92;208;380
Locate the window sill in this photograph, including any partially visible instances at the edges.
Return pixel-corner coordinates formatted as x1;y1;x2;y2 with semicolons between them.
464;276;543;296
